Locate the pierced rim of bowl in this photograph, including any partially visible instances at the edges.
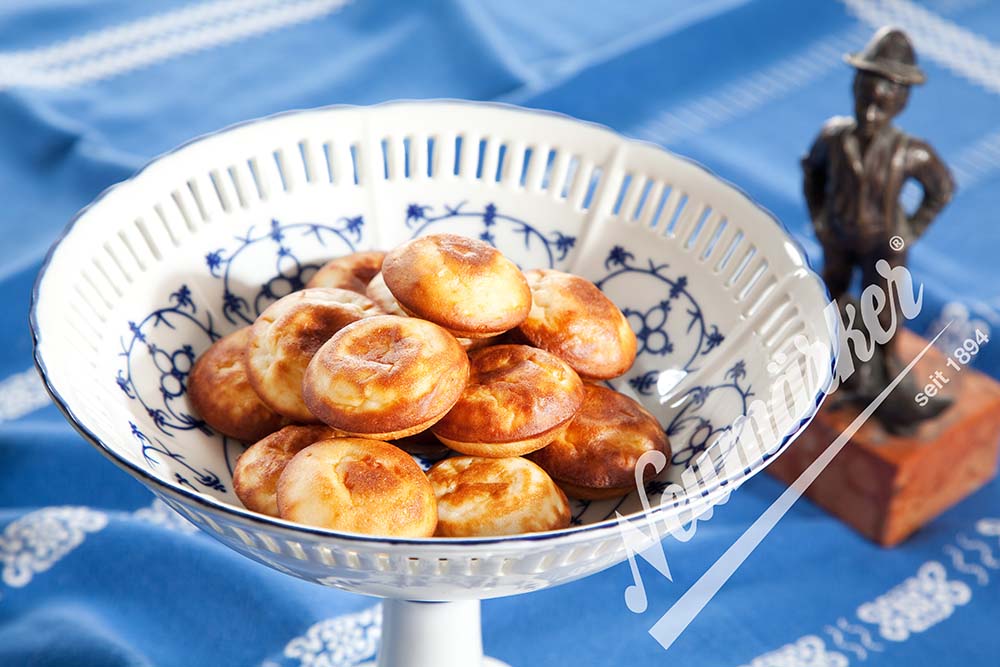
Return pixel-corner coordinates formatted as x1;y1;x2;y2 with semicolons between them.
30;99;839;548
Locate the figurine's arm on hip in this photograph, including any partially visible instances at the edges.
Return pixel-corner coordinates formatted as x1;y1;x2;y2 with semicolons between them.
905;138;956;240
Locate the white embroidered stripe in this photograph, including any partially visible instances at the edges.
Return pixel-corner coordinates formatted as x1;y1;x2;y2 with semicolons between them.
951;128;1000;190
634;26;869;144
841;0;1000;96
636;0;991;146
0;0;352;89
0;0;292;69
0;367;52;423
930;0;992;12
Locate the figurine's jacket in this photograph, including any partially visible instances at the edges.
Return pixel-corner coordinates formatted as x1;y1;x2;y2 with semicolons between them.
802;116;954;252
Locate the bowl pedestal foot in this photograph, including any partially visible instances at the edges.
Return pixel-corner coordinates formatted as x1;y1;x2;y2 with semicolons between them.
361;599;511;667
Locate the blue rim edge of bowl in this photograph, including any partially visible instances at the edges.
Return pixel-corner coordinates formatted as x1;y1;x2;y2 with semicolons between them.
29;99;840;549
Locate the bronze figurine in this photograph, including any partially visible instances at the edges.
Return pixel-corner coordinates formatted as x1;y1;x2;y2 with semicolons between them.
802;27;955;434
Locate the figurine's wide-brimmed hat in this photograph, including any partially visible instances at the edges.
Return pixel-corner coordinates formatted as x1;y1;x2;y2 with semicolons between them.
845;27;926;85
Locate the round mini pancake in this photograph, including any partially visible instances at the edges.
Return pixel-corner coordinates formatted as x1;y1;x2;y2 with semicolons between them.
276;437;437;537
306;251;385;293
518;269;637;380
233;424;340;516
187;328;287;442
246;287;382;422
381;234;531;338
427;456;570;537
431;344;584;457
303;315;470;440
529;384;669;499
367;272;496;351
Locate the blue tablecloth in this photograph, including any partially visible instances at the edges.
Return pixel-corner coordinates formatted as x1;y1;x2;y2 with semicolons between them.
2;1;999;665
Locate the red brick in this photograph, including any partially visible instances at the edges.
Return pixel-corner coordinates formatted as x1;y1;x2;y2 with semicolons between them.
768;329;1000;546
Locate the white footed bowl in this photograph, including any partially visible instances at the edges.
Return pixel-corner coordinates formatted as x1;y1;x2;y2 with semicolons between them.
32;101;835;603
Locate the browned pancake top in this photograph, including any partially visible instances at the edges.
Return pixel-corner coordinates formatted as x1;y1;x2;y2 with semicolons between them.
381;234;531;337
303;315;469;436
432;344;583;444
518;269;637;379
530;383;669;490
276;437;437;537
427;456;570;536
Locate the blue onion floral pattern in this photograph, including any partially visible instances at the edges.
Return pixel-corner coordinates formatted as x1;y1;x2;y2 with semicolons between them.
664;360;753;468
405;201;575;269
116;285;218;437
116;285;242;482
129;421;226;493
206;217;364;325
595;245;724;373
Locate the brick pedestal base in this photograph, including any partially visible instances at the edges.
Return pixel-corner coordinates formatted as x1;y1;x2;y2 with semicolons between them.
768;329;1000;546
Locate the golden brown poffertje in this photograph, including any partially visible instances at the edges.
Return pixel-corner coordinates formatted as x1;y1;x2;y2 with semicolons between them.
246;287;383;422
303;315;470;440
277;437;438;537
529;384;670;499
432;344;585;458
518;269;637;379
427;456;570;537
187;327;287;442
306;250;386;293
381;234;532;338
233;424;341;516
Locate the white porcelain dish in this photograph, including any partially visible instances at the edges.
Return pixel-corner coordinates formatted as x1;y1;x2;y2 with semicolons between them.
32;101;836;667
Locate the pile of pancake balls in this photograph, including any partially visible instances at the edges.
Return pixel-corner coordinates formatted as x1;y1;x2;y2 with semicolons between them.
188;233;670;538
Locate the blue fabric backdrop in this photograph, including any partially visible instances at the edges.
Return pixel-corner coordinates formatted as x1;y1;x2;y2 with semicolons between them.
2;1;999;665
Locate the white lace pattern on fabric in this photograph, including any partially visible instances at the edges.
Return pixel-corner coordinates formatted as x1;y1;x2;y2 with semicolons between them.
0;506;108;588
737;635;849;667
278;606;382;667
856;562;971;641
0;0;353;89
